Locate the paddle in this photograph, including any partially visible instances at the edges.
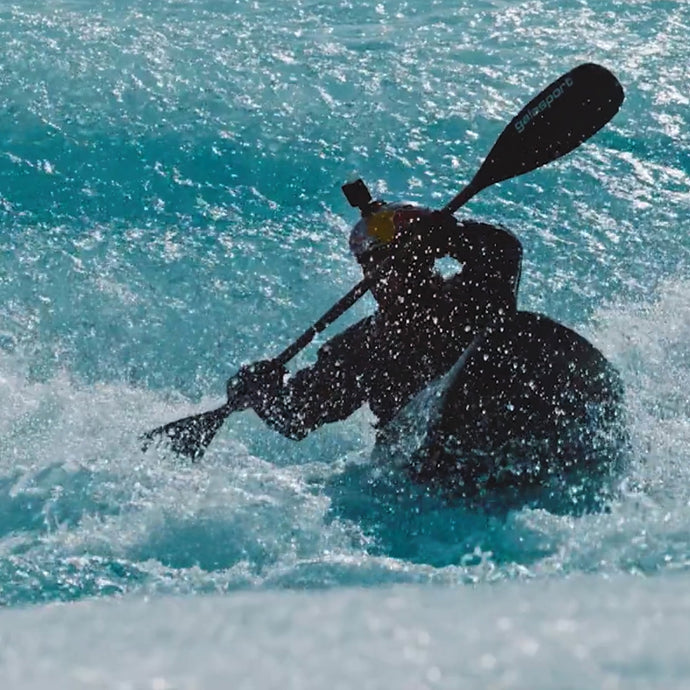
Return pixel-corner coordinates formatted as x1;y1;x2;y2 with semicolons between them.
140;62;624;462
445;62;624;212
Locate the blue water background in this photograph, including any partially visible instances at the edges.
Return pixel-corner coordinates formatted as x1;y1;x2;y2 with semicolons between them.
1;0;690;605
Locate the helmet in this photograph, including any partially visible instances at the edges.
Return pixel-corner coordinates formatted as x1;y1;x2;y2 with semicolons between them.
348;202;433;263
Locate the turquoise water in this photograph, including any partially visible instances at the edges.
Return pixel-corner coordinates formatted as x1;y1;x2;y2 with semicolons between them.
1;0;690;608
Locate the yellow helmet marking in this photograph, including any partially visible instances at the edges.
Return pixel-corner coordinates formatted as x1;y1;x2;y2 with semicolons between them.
365;209;397;245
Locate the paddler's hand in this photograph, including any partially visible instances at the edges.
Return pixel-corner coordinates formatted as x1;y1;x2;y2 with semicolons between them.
421;210;460;258
226;360;288;410
393;210;458;261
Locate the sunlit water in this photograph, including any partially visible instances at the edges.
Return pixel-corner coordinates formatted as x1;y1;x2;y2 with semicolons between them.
1;0;690;686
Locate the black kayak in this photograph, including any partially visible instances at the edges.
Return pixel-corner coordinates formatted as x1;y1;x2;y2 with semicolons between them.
374;311;629;514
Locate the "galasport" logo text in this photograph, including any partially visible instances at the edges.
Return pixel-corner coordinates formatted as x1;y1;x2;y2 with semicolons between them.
514;76;575;133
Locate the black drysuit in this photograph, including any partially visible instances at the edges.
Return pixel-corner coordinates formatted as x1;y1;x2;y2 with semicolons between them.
252;219;523;439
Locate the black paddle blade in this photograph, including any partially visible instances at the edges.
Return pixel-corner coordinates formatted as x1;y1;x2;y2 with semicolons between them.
140;404;231;462
447;63;624;212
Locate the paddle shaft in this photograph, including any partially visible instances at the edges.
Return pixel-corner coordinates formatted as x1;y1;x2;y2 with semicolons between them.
273;276;372;366
444;182;481;215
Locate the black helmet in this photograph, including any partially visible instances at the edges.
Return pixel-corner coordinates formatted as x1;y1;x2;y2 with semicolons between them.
348;202;433;263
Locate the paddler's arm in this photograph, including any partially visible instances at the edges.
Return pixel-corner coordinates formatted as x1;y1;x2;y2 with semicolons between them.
390;212;522;300
233;320;371;440
428;214;523;309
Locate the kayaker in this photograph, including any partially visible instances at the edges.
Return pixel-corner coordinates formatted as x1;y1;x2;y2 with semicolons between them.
228;179;523;439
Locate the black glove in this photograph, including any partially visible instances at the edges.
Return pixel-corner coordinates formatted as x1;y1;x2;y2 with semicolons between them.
392;210;458;262
421;210;459;258
226;359;288;410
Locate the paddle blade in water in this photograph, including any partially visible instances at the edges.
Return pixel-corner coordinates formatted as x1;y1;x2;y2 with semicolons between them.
140;404;230;462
